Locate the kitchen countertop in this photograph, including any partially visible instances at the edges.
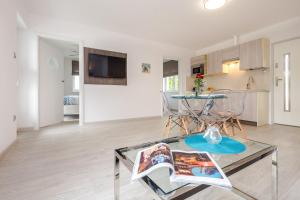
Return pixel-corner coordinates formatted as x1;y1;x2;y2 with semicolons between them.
232;89;270;93
185;89;270;94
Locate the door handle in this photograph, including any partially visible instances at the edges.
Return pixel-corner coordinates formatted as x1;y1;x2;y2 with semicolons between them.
275;76;283;87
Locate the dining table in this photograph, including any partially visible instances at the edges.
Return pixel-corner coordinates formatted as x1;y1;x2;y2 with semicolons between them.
171;93;226;111
171;93;227;132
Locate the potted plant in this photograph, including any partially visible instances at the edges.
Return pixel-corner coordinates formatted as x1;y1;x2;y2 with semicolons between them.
194;73;205;96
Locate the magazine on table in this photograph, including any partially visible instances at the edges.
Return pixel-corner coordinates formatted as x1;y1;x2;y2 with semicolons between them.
131;143;231;188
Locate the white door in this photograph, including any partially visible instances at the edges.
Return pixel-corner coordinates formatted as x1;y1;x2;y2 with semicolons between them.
39;39;65;127
274;38;300;126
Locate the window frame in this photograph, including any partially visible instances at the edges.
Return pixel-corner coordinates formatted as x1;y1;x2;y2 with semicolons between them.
72;75;80;92
163;75;179;92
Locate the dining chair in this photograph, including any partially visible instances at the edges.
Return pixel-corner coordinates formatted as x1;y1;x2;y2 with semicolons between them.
199;89;234;135
225;91;247;138
201;90;248;138
162;92;190;137
177;97;205;134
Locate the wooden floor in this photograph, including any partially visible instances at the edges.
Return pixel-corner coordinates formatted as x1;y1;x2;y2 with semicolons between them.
0;117;300;200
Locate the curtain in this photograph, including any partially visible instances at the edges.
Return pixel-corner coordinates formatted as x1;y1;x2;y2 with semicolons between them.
72;60;79;75
163;60;178;77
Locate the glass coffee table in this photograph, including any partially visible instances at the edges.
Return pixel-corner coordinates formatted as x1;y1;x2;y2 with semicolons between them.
114;135;278;200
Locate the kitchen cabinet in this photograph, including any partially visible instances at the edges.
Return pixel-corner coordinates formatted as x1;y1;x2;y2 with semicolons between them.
239;38;270;70
240;91;269;126
222;46;239;62
207;50;223;75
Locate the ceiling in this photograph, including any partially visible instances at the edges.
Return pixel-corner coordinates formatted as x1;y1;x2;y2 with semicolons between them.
41;37;79;59
19;0;300;50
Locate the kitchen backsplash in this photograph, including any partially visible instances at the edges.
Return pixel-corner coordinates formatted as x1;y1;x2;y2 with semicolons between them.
204;69;271;91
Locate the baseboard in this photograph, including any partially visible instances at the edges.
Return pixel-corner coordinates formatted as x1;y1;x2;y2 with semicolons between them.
0;139;16;161
240;120;258;126
83;115;162;126
17;127;35;133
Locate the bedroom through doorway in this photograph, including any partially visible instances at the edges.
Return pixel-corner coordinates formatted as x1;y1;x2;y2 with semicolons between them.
39;37;80;127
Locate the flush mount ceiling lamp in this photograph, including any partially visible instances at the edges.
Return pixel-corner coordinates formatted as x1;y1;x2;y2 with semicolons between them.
201;0;227;10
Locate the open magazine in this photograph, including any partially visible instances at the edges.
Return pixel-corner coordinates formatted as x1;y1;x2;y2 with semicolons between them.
132;143;231;188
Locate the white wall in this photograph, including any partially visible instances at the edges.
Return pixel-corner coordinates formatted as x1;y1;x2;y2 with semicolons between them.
39;38;65;127
23;15;193;123
64;58;79;96
17;28;39;129
0;0;17;153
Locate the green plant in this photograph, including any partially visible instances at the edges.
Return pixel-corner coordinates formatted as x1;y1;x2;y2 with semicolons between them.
194;73;204;91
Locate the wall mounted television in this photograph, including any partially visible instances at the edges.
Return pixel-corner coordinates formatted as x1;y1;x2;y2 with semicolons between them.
84;47;127;85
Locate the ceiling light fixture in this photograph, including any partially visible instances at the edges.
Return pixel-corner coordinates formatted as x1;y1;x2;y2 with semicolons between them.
201;0;227;10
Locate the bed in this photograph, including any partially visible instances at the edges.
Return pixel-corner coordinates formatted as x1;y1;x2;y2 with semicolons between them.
64;95;79;115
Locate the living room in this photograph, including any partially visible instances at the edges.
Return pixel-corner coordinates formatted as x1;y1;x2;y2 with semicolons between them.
1;0;300;199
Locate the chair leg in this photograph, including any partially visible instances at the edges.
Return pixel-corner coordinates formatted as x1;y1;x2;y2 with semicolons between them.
178;118;184;136
163;116;172;138
222;122;231;136
197;121;205;133
236;118;247;139
230;118;235;136
181;117;189;135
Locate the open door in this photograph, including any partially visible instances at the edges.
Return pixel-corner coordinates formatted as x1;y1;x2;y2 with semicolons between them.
39;38;65;127
163;59;179;112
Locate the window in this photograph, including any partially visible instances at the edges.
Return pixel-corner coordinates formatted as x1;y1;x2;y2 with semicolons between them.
163;75;179;92
73;75;80;92
284;53;291;112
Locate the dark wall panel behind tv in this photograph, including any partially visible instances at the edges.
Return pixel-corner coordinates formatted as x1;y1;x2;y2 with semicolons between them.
84;47;127;85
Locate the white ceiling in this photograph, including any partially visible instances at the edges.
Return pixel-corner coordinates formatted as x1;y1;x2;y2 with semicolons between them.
41;37;79;59
20;0;300;50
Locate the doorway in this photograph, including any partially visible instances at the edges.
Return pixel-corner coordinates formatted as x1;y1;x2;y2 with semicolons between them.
163;59;179;112
273;38;300;126
39;37;80;127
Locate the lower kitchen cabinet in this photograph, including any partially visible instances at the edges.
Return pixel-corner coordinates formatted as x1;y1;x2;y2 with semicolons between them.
239;91;269;126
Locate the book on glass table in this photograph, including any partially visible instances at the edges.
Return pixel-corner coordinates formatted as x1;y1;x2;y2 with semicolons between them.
131;143;232;188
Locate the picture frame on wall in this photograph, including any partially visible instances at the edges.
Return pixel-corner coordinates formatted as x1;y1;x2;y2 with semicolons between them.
142;63;151;73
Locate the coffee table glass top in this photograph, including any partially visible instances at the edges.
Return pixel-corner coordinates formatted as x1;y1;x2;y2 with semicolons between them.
118;135;275;195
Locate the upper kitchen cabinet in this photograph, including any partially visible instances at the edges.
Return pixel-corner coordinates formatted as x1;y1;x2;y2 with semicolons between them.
207;50;223;75
239;38;270;70
222;46;239;62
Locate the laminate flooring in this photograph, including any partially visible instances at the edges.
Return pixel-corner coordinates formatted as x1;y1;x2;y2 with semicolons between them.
0;117;300;200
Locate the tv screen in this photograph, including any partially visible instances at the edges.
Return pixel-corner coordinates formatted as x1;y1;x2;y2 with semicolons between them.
88;53;126;78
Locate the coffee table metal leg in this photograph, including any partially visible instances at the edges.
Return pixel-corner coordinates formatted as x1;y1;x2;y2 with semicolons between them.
272;148;278;200
114;153;120;200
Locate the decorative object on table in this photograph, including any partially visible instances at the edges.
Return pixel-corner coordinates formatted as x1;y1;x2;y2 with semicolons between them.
194;73;205;96
141;63;151;73
184;134;246;154
203;126;222;144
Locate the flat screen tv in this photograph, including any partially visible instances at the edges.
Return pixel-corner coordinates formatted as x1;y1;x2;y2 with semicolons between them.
88;53;126;79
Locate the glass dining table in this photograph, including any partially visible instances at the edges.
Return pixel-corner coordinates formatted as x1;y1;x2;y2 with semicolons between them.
171;93;227;126
171;94;226;100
